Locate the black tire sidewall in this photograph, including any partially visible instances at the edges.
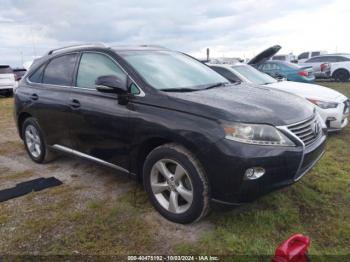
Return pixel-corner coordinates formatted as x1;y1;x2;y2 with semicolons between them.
334;70;349;82
143;146;207;224
22;118;46;163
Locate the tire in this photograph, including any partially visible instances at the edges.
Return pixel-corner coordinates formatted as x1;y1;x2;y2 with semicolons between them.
143;143;209;224
22;117;56;163
333;69;350;82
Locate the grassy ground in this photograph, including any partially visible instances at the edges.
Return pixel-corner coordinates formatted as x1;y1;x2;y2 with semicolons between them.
0;83;349;259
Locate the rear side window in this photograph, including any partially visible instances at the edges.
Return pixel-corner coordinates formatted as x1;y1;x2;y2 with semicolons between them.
29;65;45;83
0;66;12;74
76;53;127;89
42;54;78;86
311;52;320;57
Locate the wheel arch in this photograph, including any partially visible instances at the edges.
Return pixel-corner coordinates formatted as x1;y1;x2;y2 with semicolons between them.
131;136;204;182
17;112;32;139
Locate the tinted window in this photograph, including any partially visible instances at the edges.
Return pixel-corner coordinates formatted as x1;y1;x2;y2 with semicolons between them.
43;54;78;86
76;53;127;89
211;66;241;83
305;57;323;63
311;52;320;57
298;52;308;59
0;66;12;74
29;65;45;83
336;56;350;62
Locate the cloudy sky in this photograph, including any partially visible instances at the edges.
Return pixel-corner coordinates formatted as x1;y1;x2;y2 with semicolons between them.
1;0;349;67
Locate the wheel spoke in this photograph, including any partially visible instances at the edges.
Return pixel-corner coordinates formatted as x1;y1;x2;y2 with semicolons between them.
28;142;35;152
34;143;41;154
168;191;179;213
151;181;169;194
174;164;186;182
25;130;34;141
177;185;193;203
155;161;172;179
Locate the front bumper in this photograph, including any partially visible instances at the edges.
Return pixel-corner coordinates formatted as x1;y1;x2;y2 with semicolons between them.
317;99;349;131
205;129;327;205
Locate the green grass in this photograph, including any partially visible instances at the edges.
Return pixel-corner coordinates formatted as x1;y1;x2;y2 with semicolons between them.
0;82;349;256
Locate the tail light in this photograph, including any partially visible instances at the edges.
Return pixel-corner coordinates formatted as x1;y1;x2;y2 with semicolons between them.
272;234;310;262
298;71;308;77
320;63;329;72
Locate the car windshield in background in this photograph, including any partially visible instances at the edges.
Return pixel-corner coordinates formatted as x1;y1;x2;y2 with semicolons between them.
119;51;228;91
232;65;277;85
0;66;13;74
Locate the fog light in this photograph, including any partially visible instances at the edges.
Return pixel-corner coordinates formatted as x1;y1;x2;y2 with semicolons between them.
244;167;265;180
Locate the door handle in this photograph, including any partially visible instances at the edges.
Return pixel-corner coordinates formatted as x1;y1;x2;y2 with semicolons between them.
30;93;39;101
69;99;81;109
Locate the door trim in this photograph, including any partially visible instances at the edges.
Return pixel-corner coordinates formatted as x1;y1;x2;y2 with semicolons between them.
51;144;133;175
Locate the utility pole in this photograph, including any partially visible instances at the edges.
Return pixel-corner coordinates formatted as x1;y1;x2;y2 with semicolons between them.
206;48;209;61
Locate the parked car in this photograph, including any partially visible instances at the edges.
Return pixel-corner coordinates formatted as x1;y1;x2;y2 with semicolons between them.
13;68;27;81
298;59;331;79
209;63;349;131
13;68;27;91
249;46;315;83
297;51;327;63
15;44;326;223
300;54;350;82
0;65;15;97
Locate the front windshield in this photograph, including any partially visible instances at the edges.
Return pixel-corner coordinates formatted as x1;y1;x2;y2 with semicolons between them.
119;50;228;90
232;65;277;85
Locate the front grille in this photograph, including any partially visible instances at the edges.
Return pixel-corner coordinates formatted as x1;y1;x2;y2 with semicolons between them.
344;99;349;114
287;115;321;147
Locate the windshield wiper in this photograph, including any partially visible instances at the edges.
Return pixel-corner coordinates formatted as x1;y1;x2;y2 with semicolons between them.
203;82;229;90
159;88;199;92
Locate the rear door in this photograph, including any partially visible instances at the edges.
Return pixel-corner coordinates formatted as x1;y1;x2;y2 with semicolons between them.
67;51;132;170
25;53;79;147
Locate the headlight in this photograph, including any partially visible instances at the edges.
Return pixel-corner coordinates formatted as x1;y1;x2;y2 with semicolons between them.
307;99;338;109
223;123;295;146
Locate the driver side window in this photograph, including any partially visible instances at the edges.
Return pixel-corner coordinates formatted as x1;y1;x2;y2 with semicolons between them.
76;53;127;89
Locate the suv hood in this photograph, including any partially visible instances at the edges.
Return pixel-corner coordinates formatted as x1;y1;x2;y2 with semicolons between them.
164;83;314;126
266;81;347;101
248;45;281;65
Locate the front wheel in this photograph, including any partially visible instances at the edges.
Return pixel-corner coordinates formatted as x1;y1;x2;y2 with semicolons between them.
143;144;209;224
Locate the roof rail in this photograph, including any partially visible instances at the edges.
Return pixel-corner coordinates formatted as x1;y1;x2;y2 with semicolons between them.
47;43;108;55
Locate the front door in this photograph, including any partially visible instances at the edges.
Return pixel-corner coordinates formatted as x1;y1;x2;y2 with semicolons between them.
68;52;132;171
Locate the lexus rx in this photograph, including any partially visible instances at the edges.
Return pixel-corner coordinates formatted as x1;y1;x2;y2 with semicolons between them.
15;44;327;223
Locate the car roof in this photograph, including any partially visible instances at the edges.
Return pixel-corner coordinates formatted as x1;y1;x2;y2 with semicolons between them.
46;44;169;56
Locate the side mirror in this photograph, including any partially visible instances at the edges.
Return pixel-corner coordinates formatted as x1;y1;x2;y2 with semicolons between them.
95;75;127;94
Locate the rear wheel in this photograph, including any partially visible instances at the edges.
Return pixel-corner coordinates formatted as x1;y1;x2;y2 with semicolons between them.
333;69;350;82
22;117;56;163
143;144;209;224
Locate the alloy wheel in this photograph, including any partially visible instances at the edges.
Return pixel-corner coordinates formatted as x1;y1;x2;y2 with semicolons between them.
150;159;193;214
25;124;42;158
